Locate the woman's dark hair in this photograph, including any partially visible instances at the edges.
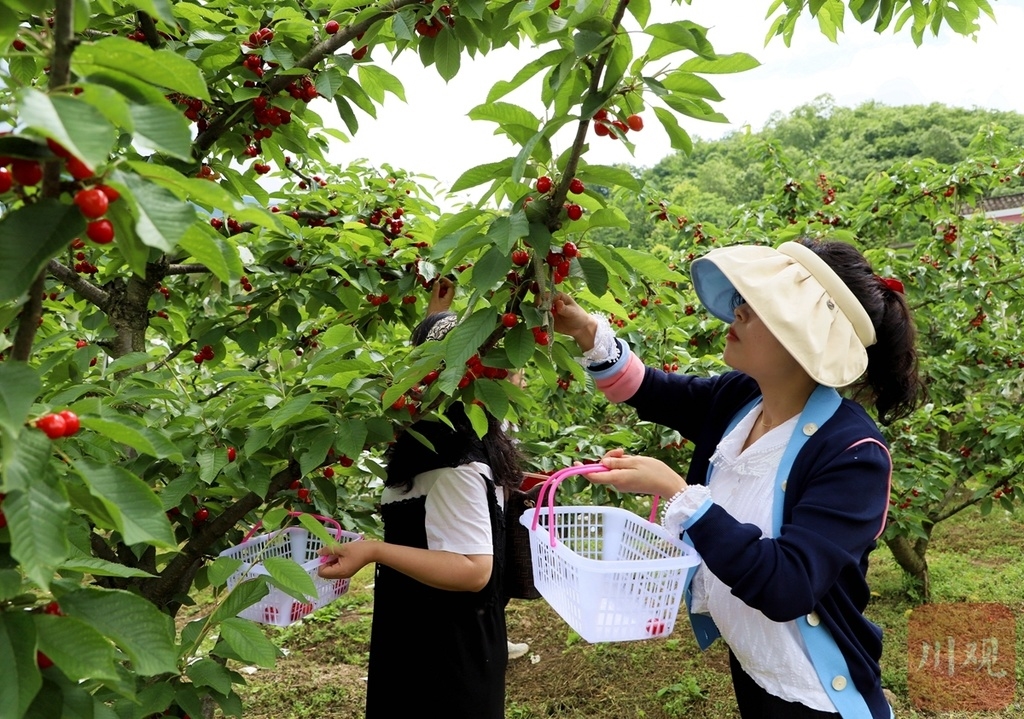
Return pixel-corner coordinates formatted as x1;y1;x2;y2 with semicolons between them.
800;238;924;424
384;311;524;492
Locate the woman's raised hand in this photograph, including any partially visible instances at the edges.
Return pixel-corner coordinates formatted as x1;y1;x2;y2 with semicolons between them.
551;292;597;352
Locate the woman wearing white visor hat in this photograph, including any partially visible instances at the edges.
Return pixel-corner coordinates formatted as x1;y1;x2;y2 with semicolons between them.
552;239;921;719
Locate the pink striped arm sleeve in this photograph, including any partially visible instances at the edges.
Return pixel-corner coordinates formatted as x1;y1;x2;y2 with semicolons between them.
594;352;645;403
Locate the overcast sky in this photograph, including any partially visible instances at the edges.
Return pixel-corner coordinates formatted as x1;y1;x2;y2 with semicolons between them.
327;0;1020;198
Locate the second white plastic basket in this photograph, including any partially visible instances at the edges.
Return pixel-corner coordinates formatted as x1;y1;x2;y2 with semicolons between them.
220;513;361;627
520;465;701;643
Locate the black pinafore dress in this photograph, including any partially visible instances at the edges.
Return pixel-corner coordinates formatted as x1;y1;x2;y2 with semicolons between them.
365;470;507;718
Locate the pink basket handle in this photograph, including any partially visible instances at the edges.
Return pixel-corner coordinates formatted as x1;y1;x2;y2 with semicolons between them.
243;511;343;542
531;464;661;547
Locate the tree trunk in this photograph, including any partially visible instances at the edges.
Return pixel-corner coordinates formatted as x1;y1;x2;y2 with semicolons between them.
884;533;932;601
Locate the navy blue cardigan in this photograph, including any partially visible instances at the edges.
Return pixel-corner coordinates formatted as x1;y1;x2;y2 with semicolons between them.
626;368;891;719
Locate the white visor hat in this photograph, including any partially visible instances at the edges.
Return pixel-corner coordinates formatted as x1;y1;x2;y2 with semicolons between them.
690;241;877;388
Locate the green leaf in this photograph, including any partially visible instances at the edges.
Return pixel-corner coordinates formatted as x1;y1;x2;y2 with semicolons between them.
33;615;115;683
263;557;318;602
451;160;514;193
0;364;41;439
208;557;244;588
614;247;686;282
662;94;729;123
82;414;184;461
679;52;761;75
7;478;71;591
468;102;541;132
464;400;489;439
474;379;510;422
58;587;178;676
445;310;496;371
578;255;610;296
1;428;52;494
0;612;42;719
59;554;156;578
485;49;567;103
332;419;367;463
75;460;177;548
216;617;281;668
186;658;235;696
434;28;461;82
578;164;642;192
658;71;725;101
123;174;198;252
503;323;534;367
0;199;86;302
17;90;117;170
129;101;193;160
585;207;630;230
356;64;406;103
73;36;211;101
470;246;511;292
653;107;693;153
212;578;270;625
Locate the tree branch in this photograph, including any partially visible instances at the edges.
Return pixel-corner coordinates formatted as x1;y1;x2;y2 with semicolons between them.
48;259;111;307
166;264;211;275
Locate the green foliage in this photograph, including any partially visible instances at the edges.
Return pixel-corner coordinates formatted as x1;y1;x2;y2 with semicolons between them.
0;0;1010;717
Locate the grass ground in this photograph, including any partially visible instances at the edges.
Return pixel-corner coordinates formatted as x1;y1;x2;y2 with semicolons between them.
222;506;1024;718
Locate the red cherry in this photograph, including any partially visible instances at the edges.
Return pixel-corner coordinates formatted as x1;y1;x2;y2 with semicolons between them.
0;510;6;529
11;160;42;186
12;39;27;51
390;394;407;411
290;602;314;622
193;507;210;524
86;219;115;244
562;241;578;258
501;313;518;328
97;184;120;202
549;0;560;8
74;188;109;219
645;618;666;636
568;178;585;194
566;204;583;221
64;156;93;181
339;455;354;468
323;466;335;479
422;370;440;385
226;446;237;462
351;45;367;60
36;413;67;439
511;249;530;266
37;651;53;669
535;176;552;194
297;488;310;501
626;114;644;132
76;339;88;349
531;327;550;346
325;20;340;34
0;167;11;193
57;410;80;436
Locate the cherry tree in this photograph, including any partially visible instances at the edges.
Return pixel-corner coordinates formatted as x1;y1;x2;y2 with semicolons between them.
0;0;996;716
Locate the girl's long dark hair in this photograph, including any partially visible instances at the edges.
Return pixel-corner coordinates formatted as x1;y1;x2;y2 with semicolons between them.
801;239;924;424
385;311;524;491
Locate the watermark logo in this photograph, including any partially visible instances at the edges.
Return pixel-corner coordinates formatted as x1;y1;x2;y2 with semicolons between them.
907;602;1016;711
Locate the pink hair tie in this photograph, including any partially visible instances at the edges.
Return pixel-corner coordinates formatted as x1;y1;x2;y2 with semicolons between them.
877;276;904;294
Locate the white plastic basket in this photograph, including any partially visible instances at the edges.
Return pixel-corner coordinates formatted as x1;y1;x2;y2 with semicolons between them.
520;464;701;643
219;512;361;627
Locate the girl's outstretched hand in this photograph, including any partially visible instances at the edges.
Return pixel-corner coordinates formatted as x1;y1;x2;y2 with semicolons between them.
317;539;377;580
426;276;455;315
592;448;688;498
